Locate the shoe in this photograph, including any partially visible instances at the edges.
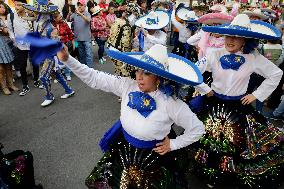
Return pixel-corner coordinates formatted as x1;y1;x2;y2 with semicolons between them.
66;75;71;81
102;57;106;62
8;85;19;91
99;59;105;65
264;112;284;121
54;79;58;83
34;80;41;88
15;71;21;78
2;88;11;95
39;85;44;89
60;91;75;99
41;97;55;107
19;86;30;96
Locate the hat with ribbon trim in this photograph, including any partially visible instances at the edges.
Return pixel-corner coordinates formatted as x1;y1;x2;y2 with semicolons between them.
135;10;170;30
176;6;198;22
197;13;233;25
92;6;103;15
202;14;281;40
107;44;203;86
22;0;58;14
242;9;269;20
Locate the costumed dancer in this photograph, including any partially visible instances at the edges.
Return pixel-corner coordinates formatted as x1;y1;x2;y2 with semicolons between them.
132;10;168;52
21;0;74;107
107;11;134;79
190;14;284;188
53;44;205;188
171;5;199;62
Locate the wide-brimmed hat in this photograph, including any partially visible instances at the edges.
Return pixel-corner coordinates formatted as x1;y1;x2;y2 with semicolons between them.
202;14;281;40
107;44;203;86
22;0;58;14
242;9;268;20
92;6;103;15
16;32;63;65
176;6;198;22
135;10;170;30
210;4;227;13
197;13;233;25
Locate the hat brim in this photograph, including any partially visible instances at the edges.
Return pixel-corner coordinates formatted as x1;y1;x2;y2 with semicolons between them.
243;11;269;20
22;3;58;13
92;8;103;15
106;50;203;86
176;7;198;22
202;20;281;40
135;10;170;29
198;13;233;24
16;32;63;65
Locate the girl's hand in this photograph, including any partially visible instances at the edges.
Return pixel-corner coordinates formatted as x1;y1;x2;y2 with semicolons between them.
241;94;257;105
57;45;69;62
153;137;171;155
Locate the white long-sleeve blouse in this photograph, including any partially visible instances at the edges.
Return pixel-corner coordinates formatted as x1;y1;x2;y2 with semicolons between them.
195;48;283;102
64;56;205;151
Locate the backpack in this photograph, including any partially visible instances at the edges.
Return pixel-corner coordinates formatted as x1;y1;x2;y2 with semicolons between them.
0;144;43;189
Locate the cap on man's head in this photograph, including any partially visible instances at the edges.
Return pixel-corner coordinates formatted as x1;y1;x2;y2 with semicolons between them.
77;0;86;5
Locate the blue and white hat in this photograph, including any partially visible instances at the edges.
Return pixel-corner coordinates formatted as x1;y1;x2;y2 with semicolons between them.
202;14;281;40
176;6;198;22
135;10;170;30
107;44;203;86
22;0;58;14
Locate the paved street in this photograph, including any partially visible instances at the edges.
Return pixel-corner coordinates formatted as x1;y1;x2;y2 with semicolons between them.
1;53;284;189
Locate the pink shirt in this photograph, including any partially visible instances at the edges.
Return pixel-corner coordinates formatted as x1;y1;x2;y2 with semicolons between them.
106;13;116;26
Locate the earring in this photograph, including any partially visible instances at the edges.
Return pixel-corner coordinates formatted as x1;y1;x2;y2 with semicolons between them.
156;82;160;89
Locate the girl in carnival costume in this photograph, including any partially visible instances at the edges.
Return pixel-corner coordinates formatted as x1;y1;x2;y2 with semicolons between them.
190;14;284;188
21;0;74;107
171;5;200;62
54;43;205;188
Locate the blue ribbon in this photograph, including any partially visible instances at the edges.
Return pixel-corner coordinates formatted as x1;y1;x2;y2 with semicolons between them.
138;31;144;51
127;91;156;118
220;54;245;71
227;25;250;31
214;92;245;100
140;54;166;70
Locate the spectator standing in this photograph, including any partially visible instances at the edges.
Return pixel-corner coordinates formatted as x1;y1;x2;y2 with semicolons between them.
87;0;97;14
106;5;117;27
52;11;75;81
8;0;40;96
62;0;76;20
0;2;18;95
91;6;109;64
69;0;93;67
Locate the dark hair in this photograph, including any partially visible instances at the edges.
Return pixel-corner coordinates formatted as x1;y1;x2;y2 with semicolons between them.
0;2;9;17
243;38;259;54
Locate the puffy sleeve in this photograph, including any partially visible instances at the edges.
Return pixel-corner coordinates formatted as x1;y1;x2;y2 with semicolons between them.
167;99;205;151
63;56;132;97
194;56;213;95
145;31;167;46
252;54;283;102
187;30;202;46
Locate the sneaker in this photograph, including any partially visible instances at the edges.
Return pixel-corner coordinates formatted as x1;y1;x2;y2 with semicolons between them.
41;97;55;107
39;85;44;89
60;91;75;99
54;79;58;83
19;86;30;96
34;80;41;88
99;59;105;65
66;75;71;81
102;57;106;62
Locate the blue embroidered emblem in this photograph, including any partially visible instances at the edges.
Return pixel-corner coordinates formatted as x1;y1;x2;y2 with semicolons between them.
146;17;159;25
127;91;156;118
220;54;245;71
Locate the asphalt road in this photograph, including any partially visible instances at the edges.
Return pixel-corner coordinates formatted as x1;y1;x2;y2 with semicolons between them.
0;50;284;189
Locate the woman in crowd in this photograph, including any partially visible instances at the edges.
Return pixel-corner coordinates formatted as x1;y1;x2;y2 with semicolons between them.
0;2;18;95
190;14;284;188
105;4;117;28
91;6;109;65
